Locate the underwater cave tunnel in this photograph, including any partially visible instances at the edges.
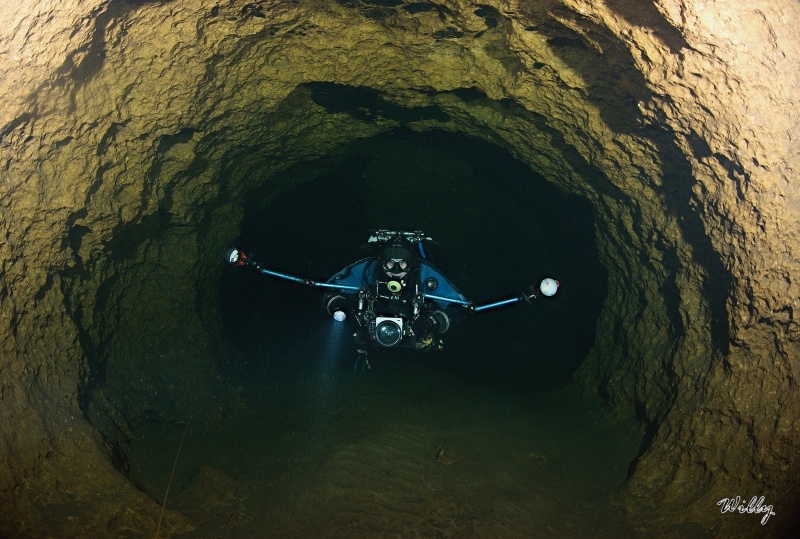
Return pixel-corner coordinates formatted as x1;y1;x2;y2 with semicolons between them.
218;125;606;393
1;0;799;537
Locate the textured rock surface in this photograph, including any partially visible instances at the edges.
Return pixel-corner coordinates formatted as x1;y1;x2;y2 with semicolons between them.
0;0;798;536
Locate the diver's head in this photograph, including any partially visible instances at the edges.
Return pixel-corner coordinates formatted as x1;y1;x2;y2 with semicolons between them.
380;243;415;279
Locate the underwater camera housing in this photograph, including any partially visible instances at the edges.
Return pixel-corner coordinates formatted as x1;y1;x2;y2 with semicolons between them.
373;316;405;347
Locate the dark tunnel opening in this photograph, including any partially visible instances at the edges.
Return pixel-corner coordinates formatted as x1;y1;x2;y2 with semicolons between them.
75;88;626;524
86;86;644;535
118;127;645;537
218;127;607;393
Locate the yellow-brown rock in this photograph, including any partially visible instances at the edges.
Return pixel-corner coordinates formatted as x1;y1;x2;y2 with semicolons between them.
1;0;798;536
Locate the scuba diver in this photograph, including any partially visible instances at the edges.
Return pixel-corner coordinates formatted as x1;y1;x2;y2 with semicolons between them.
322;231;462;351
225;230;559;352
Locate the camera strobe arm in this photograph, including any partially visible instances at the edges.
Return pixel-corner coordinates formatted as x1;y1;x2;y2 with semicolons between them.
472;293;532;313
225;248;361;293
427;278;559;313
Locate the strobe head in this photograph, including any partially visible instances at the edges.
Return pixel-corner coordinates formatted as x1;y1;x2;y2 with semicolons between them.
374;316;403;347
225;247;247;266
539;278;559;297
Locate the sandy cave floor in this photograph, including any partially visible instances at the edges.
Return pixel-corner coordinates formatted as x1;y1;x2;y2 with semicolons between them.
126;340;643;538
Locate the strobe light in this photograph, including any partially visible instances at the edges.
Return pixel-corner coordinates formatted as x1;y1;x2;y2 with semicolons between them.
225;248;246;266
539;278;559;297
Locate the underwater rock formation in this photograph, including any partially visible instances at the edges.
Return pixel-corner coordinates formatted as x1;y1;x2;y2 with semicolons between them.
1;0;798;536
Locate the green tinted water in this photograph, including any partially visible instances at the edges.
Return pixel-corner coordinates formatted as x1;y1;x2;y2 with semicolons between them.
127;129;636;536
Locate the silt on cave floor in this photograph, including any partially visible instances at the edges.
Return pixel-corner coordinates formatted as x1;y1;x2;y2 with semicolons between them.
127;348;643;538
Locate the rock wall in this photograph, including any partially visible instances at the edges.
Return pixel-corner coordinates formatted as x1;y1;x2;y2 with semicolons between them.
570;0;800;533
0;0;797;536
